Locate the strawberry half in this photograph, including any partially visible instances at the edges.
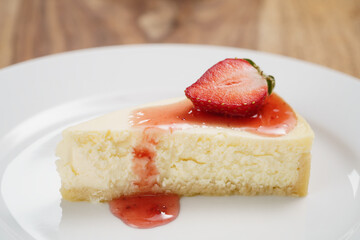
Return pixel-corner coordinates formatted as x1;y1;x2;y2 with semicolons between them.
185;58;275;117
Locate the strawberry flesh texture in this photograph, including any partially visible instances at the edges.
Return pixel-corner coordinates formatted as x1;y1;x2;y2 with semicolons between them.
185;58;268;117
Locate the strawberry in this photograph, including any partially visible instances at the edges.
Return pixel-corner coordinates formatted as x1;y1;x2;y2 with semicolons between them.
185;58;275;117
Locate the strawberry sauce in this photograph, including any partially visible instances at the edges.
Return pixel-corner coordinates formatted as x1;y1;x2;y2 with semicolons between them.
109;193;180;228
129;93;297;137
110;128;180;228
110;93;296;228
131;128;161;190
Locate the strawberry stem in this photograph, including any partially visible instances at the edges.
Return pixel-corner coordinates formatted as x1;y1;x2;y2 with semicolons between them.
266;75;275;95
243;58;275;95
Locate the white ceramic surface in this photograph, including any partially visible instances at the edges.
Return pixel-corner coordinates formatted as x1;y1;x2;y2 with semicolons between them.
0;44;359;240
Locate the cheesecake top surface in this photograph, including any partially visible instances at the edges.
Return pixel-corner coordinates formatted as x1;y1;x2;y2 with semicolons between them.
64;95;314;140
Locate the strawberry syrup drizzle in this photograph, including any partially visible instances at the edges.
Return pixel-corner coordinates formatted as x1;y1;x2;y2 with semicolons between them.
109;128;180;228
110;93;295;228
129;93;297;137
131;128;160;190
109;193;180;229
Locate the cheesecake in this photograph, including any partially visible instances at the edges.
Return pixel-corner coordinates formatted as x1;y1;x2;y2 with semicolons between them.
56;58;314;204
56;94;314;202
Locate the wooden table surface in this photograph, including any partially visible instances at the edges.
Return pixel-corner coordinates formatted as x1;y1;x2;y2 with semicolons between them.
0;0;359;78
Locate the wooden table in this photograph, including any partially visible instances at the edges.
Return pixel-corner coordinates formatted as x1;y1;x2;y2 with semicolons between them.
0;0;359;78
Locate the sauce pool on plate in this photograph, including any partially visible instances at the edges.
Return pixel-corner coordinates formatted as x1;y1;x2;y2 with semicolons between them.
109;194;180;228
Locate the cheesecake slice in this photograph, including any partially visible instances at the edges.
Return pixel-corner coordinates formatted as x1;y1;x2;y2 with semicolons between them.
56;95;314;202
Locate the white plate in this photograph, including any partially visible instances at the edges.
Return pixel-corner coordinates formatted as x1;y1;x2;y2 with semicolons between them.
0;44;359;240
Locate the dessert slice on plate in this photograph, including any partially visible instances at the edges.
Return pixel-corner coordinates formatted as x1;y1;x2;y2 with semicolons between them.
56;58;314;227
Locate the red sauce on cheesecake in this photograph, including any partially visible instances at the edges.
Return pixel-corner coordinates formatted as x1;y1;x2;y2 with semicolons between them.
110;93;296;228
109;193;180;228
110;128;180;228
131;128;161;190
129;93;297;137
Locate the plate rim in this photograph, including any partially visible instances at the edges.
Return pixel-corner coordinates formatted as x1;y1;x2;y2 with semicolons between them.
1;43;359;84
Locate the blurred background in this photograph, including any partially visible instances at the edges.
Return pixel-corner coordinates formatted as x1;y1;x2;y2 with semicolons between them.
0;0;359;78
